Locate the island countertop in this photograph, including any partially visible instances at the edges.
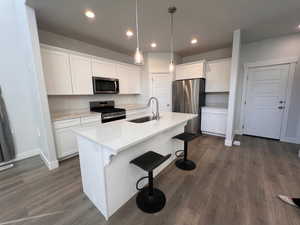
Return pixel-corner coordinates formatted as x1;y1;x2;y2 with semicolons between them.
73;112;197;153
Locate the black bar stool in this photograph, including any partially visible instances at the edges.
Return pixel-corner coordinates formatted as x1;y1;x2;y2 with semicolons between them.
130;151;171;213
173;132;198;170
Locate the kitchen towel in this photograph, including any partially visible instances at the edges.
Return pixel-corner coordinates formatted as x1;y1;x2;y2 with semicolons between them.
0;87;15;162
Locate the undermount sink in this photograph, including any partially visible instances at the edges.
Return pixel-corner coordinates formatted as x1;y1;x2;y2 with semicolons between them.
128;116;156;123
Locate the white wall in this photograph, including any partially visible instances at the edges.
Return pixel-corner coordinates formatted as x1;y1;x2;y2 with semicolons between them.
137;53;181;105
236;33;300;141
182;47;232;63
0;0;56;163
39;30;133;64
225;30;241;146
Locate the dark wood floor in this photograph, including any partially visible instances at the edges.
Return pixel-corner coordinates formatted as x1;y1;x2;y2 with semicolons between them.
1;135;300;225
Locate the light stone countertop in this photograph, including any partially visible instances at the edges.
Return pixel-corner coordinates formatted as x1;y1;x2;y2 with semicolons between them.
116;104;148;111
73;112;197;153
51;109;100;122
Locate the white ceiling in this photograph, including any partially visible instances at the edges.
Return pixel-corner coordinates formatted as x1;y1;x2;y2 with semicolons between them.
27;0;300;57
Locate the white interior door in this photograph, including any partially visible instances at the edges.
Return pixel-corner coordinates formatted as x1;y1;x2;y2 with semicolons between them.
244;64;290;139
152;73;173;112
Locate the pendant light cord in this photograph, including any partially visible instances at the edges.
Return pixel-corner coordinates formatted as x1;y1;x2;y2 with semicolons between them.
170;11;174;62
136;0;140;49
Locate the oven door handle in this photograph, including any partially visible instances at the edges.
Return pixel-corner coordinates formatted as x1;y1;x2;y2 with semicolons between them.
102;115;125;120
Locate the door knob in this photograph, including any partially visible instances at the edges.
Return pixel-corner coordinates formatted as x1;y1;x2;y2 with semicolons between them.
278;106;285;109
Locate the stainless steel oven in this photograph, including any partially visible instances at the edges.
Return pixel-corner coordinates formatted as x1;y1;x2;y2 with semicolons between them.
92;77;119;94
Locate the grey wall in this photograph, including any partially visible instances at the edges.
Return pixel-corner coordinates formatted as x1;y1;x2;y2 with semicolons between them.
0;0;40;159
38;29;133;64
236;33;300;140
182;47;232;63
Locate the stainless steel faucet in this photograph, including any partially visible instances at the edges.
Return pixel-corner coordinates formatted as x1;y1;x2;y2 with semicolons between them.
147;97;160;120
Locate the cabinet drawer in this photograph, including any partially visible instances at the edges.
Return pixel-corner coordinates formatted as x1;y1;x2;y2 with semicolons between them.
81;115;101;124
53;118;81;129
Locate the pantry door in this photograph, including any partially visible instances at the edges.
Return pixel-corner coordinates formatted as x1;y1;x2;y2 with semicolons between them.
152;73;173;112
244;64;289;139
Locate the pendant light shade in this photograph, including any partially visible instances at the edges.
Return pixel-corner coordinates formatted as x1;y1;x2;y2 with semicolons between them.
134;48;144;65
168;6;176;72
169;60;175;72
134;0;144;65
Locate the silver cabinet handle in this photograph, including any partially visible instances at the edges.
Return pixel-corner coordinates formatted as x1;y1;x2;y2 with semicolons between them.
278;106;285;109
279;101;285;104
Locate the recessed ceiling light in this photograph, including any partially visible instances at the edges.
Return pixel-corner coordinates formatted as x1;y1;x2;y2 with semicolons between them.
151;42;157;48
85;10;95;19
126;30;134;37
191;38;198;44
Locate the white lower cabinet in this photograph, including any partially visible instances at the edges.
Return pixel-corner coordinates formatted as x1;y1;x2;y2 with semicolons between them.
201;107;228;136
53;115;101;160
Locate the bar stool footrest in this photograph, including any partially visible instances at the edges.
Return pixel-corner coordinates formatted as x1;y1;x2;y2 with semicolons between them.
136;187;166;213
175;159;196;171
175;150;184;158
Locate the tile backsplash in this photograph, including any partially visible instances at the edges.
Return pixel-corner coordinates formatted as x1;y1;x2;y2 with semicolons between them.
48;95;141;113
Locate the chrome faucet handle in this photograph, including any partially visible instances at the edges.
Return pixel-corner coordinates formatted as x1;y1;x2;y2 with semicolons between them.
152;111;156;119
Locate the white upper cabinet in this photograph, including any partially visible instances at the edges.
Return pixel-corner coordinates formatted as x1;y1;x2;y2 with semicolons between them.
70;54;93;95
41;45;141;95
175;61;205;80
41;48;73;95
116;64;141;94
205;58;231;92
92;59;117;79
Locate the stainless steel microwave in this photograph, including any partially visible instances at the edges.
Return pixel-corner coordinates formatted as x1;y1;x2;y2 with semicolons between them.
92;77;119;94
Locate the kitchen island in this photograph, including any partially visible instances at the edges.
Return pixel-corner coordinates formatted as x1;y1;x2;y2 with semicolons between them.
73;112;197;220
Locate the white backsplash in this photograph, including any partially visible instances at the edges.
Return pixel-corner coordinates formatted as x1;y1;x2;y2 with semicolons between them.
205;92;229;107
48;95;140;113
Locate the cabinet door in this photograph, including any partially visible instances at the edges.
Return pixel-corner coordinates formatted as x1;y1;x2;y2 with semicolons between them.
201;110;227;135
92;59;117;78
41;48;73;95
70;54;93;95
175;62;205;80
116;64;141;94
205;58;231;92
55;127;79;159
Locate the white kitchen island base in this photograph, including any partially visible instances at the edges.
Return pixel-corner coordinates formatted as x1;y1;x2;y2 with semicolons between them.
74;112;197;220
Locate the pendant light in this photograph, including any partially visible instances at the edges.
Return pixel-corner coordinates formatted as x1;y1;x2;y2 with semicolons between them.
134;0;144;65
168;6;176;72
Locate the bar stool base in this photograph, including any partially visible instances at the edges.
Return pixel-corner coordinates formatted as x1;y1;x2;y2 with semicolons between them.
136;187;166;213
175;159;196;170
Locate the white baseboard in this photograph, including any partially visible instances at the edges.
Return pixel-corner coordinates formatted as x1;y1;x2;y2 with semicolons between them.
0;148;40;167
16;148;40;161
202;131;225;138
281;137;300;144
40;151;59;170
235;129;243;135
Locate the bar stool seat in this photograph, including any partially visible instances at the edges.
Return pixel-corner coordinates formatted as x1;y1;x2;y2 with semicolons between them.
173;132;198;170
130;151;171;213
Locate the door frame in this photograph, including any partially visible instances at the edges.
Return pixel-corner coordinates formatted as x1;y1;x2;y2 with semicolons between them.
240;57;298;142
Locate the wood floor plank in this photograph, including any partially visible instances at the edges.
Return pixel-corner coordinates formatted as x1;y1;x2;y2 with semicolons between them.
0;135;299;225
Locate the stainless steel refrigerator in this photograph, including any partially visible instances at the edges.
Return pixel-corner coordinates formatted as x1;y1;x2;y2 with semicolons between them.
172;78;205;134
